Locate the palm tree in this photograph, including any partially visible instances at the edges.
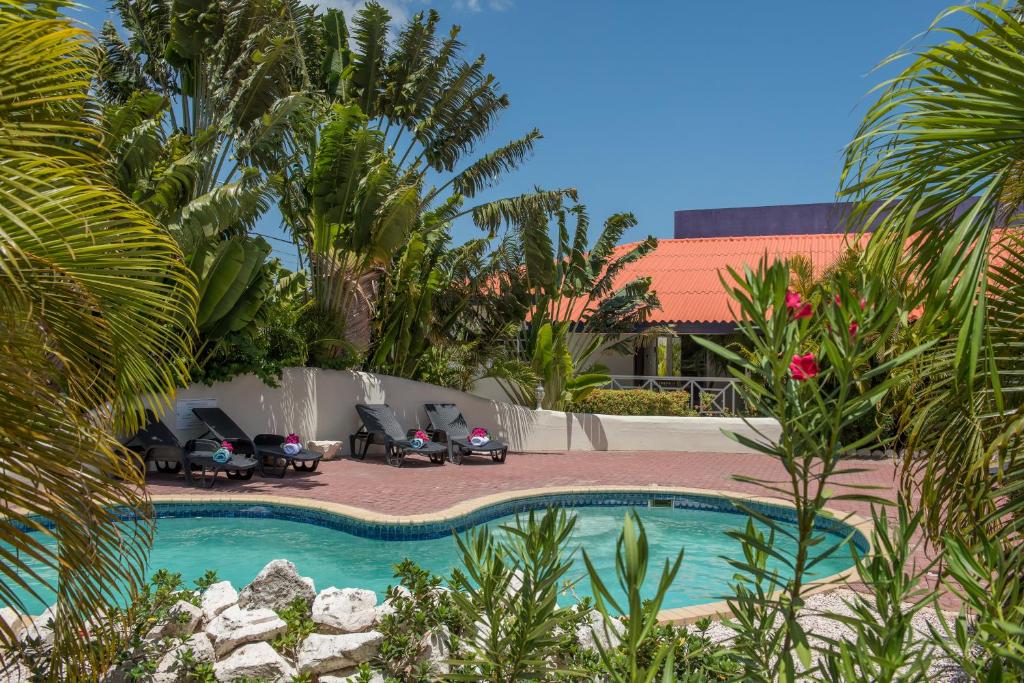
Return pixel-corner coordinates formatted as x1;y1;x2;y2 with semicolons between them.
305;2;573;233
102;92;278;366
0;0;195;675
98;0;316;193
278;3;575;356
285;103;421;363
501;204;660;409
96;0;317;371
367;218;530;385
841;2;1024;555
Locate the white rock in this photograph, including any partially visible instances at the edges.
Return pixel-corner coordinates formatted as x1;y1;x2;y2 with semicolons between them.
296;631;383;675
146;599;202;640
313;588;378;634
0;607;30;638
238;559;316;612
576;610;624;653
204;604;287;657
418;627;450;675
213;641;296;683
374;602;395;623
18;606;56;648
0;661;31;683
154;632;215;677
201;581;238;622
308;440;343;460
320;669;386;683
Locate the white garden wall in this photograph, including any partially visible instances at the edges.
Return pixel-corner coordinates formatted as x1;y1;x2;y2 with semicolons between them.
168;368;777;454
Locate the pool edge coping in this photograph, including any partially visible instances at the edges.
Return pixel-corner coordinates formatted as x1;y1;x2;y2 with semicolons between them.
151;485;872;625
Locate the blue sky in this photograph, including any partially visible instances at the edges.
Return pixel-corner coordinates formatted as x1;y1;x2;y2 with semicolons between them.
75;1;961;263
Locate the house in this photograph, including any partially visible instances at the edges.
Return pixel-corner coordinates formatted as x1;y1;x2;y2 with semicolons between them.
593;202;875;384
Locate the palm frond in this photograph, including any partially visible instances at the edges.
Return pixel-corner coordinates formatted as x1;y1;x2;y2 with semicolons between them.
452;128;542;198
841;2;1024;547
470;187;576;235
0;2;196;673
349;1;390;117
842;2;1024;386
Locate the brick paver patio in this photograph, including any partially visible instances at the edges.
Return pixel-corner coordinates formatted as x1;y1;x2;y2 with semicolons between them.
146;449;901;517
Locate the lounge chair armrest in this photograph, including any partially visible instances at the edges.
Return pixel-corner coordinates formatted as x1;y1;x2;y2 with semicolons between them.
253;433;284;447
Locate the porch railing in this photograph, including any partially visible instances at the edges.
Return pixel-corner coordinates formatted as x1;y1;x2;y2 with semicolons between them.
604;375;741;415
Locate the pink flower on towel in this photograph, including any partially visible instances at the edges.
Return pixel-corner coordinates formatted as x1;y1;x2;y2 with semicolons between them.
220;440;234;452
414;430;430;442
285;433;301;444
471;427;488;438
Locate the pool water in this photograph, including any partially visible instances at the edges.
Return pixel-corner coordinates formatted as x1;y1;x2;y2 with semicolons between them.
8;504;857;613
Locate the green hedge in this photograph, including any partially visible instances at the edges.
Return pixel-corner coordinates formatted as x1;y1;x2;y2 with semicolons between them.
570;389;697;417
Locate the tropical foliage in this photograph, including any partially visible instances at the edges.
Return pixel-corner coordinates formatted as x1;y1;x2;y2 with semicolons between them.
96;0;307;371
94;0;629;394
0;0;195;674
840;2;1024;542
367;220;526;385
695;258;931;681
286;102;420;363
837;2;1024;671
278;2;574;360
496;204;660;410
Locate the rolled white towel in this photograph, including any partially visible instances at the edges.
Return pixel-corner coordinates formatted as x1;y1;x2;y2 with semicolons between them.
469;435;490;447
282;442;302;456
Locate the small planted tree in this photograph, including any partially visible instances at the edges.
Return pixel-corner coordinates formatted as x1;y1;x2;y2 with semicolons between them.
694;258;929;680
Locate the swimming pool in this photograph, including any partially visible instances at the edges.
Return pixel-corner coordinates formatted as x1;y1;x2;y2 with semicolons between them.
8;490;867;614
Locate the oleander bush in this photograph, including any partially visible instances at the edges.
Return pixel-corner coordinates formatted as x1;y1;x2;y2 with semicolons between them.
570;389;696;417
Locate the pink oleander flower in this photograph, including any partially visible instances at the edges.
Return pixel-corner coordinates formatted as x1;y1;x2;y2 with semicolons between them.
849;321;859;336
834;294;841;305
285;433;301;444
785;289;812;320
220;440;234;452
860;297;867;310
789;353;819;381
414;430;429;442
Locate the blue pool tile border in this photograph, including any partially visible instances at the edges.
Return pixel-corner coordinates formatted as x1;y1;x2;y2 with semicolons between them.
9;492;868;552
22;491;868;552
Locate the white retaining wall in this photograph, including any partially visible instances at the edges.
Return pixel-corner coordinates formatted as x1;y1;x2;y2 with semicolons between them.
168;368;778;454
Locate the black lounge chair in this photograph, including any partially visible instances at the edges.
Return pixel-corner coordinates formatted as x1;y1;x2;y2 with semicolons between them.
191;407;322;478
350;404;446;467
122;410;185;474
182;439;259;488
423;403;508;464
122;411;257;487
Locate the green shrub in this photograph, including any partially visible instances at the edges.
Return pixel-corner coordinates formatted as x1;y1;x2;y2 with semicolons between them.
271;598;316;660
570;389;696;417
191;267;311;388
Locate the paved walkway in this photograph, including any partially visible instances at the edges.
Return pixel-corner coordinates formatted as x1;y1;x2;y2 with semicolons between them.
145;449;953;608
146;450;901;516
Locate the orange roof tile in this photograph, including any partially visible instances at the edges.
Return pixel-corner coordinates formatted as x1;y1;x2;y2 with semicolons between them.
606;233;865;324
